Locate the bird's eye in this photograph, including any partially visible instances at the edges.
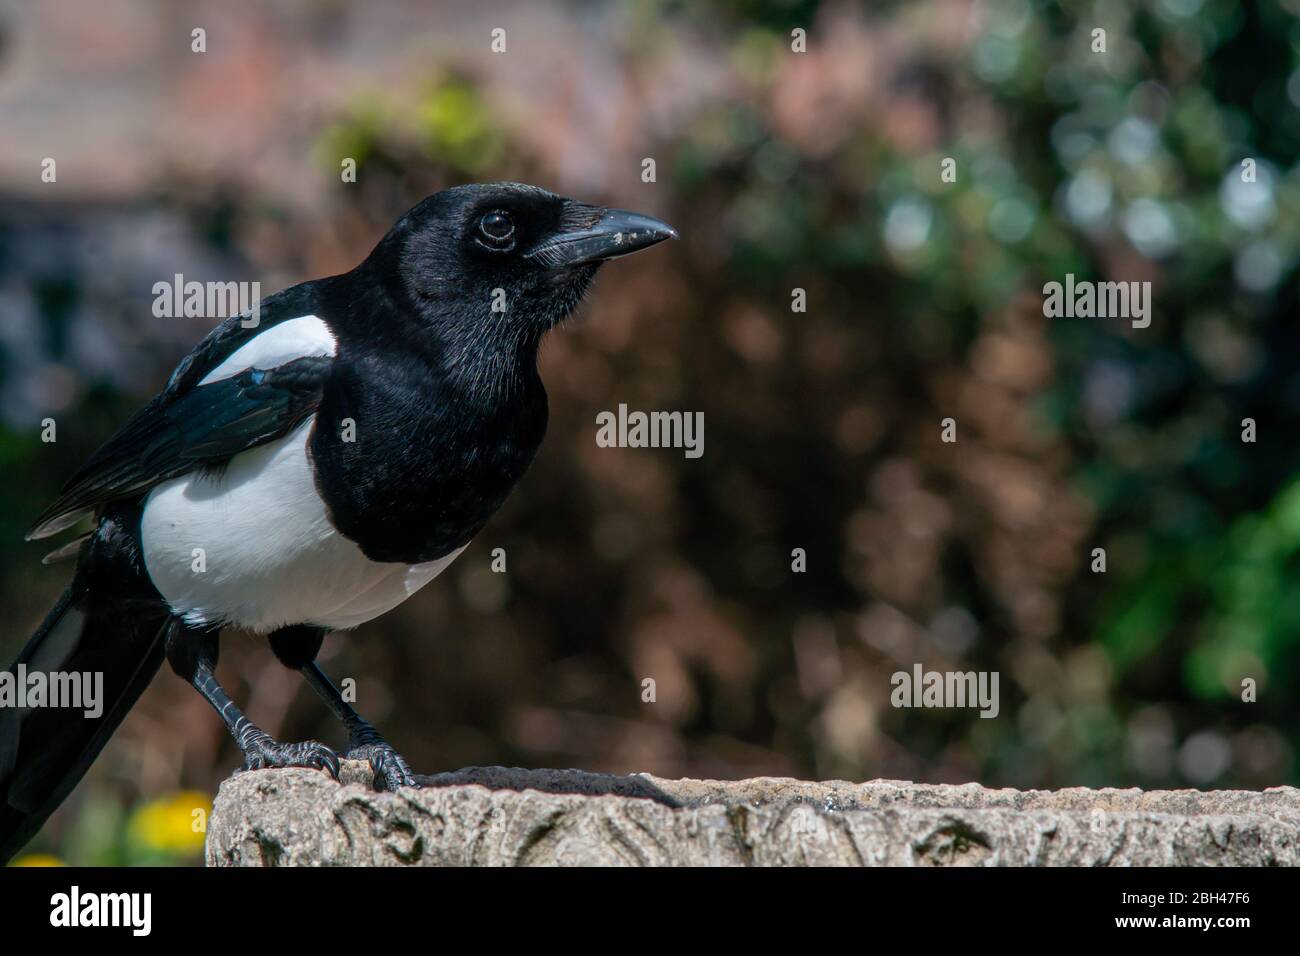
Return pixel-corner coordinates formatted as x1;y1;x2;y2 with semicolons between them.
476;210;515;249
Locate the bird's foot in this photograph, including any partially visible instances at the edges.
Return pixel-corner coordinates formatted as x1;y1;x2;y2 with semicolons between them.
238;733;340;778
345;739;418;791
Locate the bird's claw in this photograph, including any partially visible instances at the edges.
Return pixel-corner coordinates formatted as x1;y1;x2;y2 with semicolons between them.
346;740;418;791
239;737;340;779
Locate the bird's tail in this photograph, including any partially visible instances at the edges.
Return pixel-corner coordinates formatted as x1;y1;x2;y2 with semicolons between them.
0;508;169;864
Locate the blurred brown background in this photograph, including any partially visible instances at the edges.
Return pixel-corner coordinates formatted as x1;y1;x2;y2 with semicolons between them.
2;0;1299;863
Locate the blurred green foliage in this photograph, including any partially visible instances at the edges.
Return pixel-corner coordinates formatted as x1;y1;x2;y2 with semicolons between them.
319;74;509;179
10;791;209;867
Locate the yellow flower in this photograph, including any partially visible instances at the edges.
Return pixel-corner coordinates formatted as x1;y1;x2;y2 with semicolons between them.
126;790;213;856
11;853;64;867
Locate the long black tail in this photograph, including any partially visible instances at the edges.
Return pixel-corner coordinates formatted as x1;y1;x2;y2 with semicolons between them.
0;507;169;864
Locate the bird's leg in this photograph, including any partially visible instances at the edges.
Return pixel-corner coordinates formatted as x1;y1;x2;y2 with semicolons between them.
268;625;418;792
300;662;418;791
165;618;339;778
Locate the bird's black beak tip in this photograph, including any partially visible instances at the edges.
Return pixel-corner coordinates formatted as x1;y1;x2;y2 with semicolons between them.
607;209;678;254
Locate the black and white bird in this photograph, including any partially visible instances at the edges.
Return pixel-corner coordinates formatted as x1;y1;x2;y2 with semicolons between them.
0;182;676;862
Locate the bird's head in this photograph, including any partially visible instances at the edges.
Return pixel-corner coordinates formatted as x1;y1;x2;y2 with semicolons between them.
366;182;676;345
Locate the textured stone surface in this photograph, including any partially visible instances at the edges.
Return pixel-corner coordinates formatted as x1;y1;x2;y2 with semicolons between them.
205;760;1300;866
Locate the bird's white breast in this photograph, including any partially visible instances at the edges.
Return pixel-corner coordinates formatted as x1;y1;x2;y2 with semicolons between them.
140;416;462;633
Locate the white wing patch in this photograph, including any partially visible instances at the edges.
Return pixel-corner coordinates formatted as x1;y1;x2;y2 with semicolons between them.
199;315;337;386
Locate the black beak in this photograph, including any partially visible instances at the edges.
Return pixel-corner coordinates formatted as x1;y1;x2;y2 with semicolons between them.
527;207;678;268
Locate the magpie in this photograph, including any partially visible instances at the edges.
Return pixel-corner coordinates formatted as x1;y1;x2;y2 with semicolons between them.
0;182;676;862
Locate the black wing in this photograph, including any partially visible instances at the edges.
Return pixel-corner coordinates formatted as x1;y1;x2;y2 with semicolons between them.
28;356;333;540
